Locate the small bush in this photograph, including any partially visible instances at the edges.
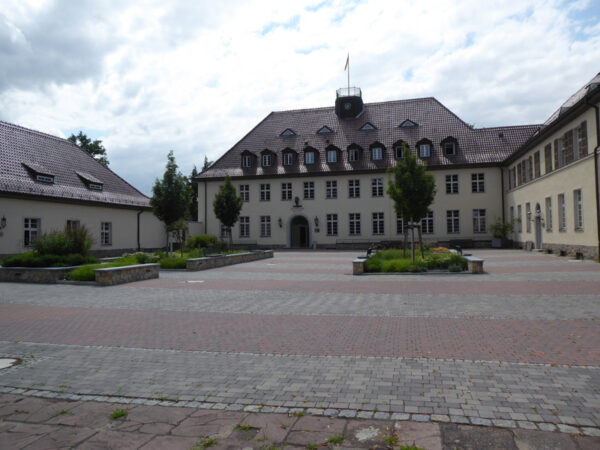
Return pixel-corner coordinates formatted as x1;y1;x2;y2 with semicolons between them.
65;225;93;255
448;263;463;272
31;231;73;256
67;265;100;281
133;252;160;264
185;234;220;250
448;253;468;270
159;257;187;269
1;252;98;268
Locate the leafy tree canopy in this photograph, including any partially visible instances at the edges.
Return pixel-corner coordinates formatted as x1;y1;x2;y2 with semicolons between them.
68;131;109;166
213;175;243;249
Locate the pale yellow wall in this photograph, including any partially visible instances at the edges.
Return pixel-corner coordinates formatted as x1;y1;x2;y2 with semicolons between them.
504;104;599;248
198;167;502;247
0;197;165;255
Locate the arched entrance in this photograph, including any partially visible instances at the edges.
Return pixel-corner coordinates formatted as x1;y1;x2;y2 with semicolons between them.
290;216;310;248
534;203;542;249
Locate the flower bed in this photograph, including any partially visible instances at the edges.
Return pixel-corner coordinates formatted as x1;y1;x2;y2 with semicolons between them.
364;249;468;273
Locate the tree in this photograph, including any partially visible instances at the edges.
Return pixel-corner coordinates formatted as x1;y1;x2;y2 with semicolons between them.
150;151;190;255
68;131;109;166
189;165;199;221
387;152;436;261
213;175;243;250
202;155;213;172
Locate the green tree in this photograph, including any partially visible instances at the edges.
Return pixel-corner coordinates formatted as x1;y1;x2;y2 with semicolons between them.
68;131;109;166
189;165;199;221
202;155;213;172
387;152;436;261
213;175;243;250
150;151;190;255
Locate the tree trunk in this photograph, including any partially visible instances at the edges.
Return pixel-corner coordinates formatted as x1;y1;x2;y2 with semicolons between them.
403;227;408;258
411;225;415;262
417;224;424;259
228;227;232;251
165;228;170;257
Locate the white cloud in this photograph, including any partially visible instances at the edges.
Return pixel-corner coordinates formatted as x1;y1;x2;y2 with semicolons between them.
0;0;598;194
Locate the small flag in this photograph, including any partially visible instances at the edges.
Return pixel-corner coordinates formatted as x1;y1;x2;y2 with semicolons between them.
344;53;349;71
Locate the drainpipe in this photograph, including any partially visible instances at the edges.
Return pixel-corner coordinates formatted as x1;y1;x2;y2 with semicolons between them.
137;210;143;251
204;180;207;234
587;97;600;259
500;167;506;223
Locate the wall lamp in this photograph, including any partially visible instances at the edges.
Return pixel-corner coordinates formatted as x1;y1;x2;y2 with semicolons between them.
314;216;319;227
0;216;6;229
278;218;283;228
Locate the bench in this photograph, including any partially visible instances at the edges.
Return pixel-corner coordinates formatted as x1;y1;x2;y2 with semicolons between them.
464;256;484;274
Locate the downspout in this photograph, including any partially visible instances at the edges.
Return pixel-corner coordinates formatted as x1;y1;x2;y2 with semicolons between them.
587;97;600;259
137;210;143;251
204;180;207;234
500;167;506;223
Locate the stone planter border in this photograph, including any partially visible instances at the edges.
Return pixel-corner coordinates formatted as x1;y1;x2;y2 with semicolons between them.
94;263;159;286
186;250;273;271
352;255;484;275
0;266;80;284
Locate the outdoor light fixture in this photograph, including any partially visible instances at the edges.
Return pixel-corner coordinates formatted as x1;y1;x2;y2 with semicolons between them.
0;216;6;229
278;218;283;228
314;216;319;227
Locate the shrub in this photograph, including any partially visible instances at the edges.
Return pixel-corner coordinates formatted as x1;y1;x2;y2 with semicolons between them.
408;263;427;272
133;252;160;264
448;263;463;272
1;252;98;268
159;257;187;269
30;226;93;257
382;259;413;272
448;253;468;270
65;225;93;255
185;234;220;250
66;264;100;281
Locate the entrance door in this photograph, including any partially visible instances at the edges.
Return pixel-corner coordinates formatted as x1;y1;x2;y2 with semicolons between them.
290;216;310;248
534;203;542;249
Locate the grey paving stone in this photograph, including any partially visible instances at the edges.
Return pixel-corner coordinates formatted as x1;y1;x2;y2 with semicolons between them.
412;414;430;422
391;413;410;421
431;414;450;422
470;417;492;426
450;415;470;424
492;419;516;428
537;422;557;432
581;427;600;437
557;424;580;434
338;409;356;418
323;408;338;416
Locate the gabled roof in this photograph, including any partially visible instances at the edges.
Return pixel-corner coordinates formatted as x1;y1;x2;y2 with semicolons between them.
197;97;539;179
544;72;600;126
0;121;150;208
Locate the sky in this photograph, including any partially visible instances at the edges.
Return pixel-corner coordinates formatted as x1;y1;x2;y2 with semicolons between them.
1;0;599;196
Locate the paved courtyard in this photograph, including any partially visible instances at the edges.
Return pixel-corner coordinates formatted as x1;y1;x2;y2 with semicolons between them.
1;249;600;448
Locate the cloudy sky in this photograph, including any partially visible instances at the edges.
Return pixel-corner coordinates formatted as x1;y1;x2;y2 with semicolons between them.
1;0;599;195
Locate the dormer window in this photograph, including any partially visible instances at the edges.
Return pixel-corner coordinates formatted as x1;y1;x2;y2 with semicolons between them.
394;142;408;160
371;147;383;161
76;171;103;191
242;154;252;168
444;141;456;156
88;183;103;191
348;149;359;162
280;128;296;137
282;152;294;166
262;154;272;167
400;119;418;128
23;162;54;184
327;149;337;163
317;126;333;134
36;174;54;184
417;140;431;158
359;122;377;131
305;151;315;165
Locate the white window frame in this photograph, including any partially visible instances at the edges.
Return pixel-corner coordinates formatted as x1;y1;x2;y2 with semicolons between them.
371;178;384;197
471;173;485;193
558;194;566;231
396;214;404;234
23;218;40;247
262;154;272;167
326;180;337;199
260;216;271;237
349;213;361;235
327;150;337;163
473;209;486;234
371;147;383;161
445;174;458;194
326;214;338;236
303;181;314;199
305;152;315;165
239;216;250;238
349;179;360;198
545;197;552;232
260;183;270;201
395;146;405;160
348;148;359;162
574;189;583;230
372;212;384;235
419;143;430;158
101;222;112;246
421;211;434;234
444;141;456;156
239;184;249;202
242;154;252;168
283;152;294;166
281;182;292;201
446;210;460;234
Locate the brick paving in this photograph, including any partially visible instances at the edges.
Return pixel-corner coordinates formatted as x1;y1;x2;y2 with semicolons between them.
1;249;600;448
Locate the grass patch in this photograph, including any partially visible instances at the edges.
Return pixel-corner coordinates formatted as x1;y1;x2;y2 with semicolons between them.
108;408;128;420
190;437;218;449
365;249;467;273
327;434;344;445
383;434;399;446
66;255;141;281
234;423;253;431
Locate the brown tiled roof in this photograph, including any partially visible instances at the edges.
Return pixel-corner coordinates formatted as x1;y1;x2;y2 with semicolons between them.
0;121;150;208
544;72;600;126
198;97;540;180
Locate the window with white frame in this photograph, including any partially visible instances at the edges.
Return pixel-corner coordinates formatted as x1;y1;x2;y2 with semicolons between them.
260;183;270;201
239;216;250;238
66;220;80;232
421;211;434;234
471;173;485;192
444;141;456;156
558;194;566;231
101;222;112;246
260;216;271;237
303;181;314;199
283;152;294;166
348;179;360;198
23;218;40;246
326;180;337;199
396;214;404;234
526;203;531;233
372;212;384;235
281;182;292;201
510;206;515;226
545;197;552;232
349;213;361;235
242;154;252;168
419;143;431;158
371;147;383;160
574;189;583;230
305;151;315;165
262;154;272;167
473;209;486;233
517;205;522;232
348;148;359;162
371;178;384;197
445;174;458;194
239;184;249;202
395;145;406;159
447;210;460;233
326;214;338;236
327;150;337;163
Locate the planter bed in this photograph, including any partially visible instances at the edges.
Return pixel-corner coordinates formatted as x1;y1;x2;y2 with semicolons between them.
95;263;159;286
186;250;273;271
0;266;81;284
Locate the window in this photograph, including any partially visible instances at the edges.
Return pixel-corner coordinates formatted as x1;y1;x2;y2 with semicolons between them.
239;184;249;202
303;181;314;199
577;121;588;157
326;180;337;199
23;218;40;246
473;209;486;233
421;212;434;234
534;151;541;178
396;214;404;234
260;216;271;237
281;182;292;201
348;179;360;198
510;206;514;226
66;220;80;232
371;147;383;160
419;143;431;158
517;205;522;232
349;213;361;235
281;128;296;136
239;216;250;238
219;222;229;239
262;154;272;167
35;174;54;183
574;189;583;230
348;148;359;162
360;122;376;131
558;194;566;231
260;183;270;201
447;210;460;234
444;141;456;156
517;164;522;186
371;178;384;197
445;174;458;194
545;197;552;232
317;126;333;134
327;150;337;163
283;152;294;166
555;138;565;169
242;154;252;168
372;212;384;235
88;183;102;191
400;119;418;127
327;214;338;236
305;151;315;165
101;222;112;246
544;144;553;174
471;173;484;192
394;145;405;160
526;203;531;233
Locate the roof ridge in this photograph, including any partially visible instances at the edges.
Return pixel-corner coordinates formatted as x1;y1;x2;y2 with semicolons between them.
0;120;79;147
477;124;541;131
270;96;438;115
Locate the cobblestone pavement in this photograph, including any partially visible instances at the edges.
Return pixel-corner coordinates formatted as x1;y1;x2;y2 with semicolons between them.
1;249;600;448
